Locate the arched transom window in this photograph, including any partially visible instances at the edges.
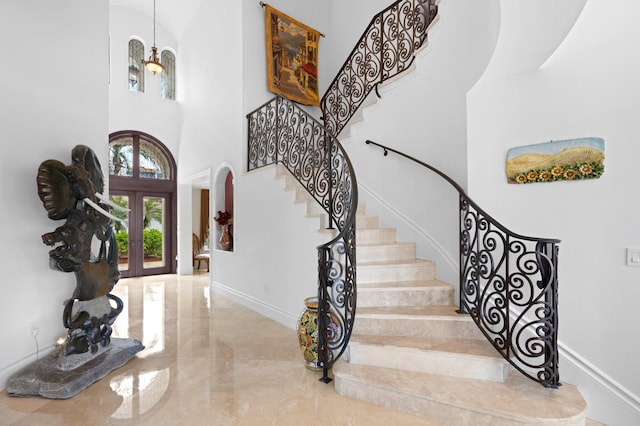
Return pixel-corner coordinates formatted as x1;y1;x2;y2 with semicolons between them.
109;133;173;181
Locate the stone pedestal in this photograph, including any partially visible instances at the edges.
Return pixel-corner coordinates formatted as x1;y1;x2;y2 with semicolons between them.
7;338;144;399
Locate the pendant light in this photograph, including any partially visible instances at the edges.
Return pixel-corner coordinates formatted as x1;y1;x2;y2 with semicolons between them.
144;0;163;75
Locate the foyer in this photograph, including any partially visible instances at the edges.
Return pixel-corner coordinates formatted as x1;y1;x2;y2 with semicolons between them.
0;273;441;425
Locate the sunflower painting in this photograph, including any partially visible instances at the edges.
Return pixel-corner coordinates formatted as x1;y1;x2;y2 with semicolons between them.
506;137;605;184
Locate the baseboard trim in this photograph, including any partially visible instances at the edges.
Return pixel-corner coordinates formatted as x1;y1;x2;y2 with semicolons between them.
211;281;298;330
559;341;640;414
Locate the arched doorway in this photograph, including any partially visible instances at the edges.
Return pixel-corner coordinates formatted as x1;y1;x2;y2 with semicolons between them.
109;131;177;277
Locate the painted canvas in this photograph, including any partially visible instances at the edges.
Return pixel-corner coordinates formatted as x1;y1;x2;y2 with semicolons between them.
506;137;605;184
265;5;320;106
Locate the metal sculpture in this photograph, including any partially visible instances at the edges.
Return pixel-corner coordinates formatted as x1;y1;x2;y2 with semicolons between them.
36;145;128;356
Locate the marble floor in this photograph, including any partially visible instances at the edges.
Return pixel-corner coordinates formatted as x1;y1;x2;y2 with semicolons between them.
0;272;439;425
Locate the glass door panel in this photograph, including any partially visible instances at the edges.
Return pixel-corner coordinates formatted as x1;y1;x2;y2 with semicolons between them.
110;194;131;272
142;196;166;270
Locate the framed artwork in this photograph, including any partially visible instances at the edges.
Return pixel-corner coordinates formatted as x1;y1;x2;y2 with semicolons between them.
506;137;605;184
264;5;320;106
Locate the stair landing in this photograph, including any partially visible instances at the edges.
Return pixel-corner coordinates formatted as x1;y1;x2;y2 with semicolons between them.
334;362;587;425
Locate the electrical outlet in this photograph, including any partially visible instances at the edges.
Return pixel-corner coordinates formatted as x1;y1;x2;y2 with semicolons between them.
627;248;640;267
30;322;39;337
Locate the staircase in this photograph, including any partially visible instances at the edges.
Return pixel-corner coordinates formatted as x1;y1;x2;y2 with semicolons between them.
275;165;587;424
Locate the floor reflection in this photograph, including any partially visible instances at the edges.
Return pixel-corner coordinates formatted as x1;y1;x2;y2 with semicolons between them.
0;272;435;425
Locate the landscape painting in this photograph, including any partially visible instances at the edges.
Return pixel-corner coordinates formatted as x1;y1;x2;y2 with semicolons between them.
265;5;320;106
506;137;605;184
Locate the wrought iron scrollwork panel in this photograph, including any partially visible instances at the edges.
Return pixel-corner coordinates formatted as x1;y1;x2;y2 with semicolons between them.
318;223;357;369
460;197;560;387
247;98;279;169
321;0;438;137
247;95;358;381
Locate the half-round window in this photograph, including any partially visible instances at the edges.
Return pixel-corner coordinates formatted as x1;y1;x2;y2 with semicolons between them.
109;132;173;181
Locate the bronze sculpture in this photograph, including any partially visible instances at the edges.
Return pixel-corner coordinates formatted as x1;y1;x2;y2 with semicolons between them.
6;145;143;398
36;145;127;355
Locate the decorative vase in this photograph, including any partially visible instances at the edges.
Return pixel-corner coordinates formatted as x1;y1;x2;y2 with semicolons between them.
297;296;321;370
219;224;232;251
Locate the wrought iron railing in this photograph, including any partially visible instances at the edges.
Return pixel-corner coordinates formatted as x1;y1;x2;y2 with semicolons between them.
366;140;561;388
247;96;358;382
320;0;438;137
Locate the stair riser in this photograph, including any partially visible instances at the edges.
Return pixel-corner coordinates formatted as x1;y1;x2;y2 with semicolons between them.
358;264;436;283
294;188;312;203
358;288;453;308
353;317;485;340
306;201;327;215
356;229;396;245
357;244;416;263
356;215;379;229
348;344;508;383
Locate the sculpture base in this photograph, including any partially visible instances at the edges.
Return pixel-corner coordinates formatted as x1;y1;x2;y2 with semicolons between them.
6;337;144;399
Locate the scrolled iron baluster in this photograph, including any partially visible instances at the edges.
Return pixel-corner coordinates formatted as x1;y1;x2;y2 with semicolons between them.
366;138;560;388
321;0;438;137
247;95;358;383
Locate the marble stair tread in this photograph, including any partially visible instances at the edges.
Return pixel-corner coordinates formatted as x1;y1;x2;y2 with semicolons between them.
349;334;502;359
333;362;587;425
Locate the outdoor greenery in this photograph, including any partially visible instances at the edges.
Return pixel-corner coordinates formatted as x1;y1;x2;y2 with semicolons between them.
114;229;163;257
110;196;164;255
115;231;129;255
143;197;163;228
143;229;163;257
109;196;129;232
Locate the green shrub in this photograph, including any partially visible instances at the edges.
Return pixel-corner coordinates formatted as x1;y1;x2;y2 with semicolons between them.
143;229;163;257
115;231;128;255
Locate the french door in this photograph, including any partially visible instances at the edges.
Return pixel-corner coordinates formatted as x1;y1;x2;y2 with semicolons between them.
109;131;177;278
110;191;173;278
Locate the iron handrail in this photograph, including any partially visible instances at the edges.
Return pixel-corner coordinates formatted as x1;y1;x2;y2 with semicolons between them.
247;96;358;383
320;0;438;137
366;139;561;388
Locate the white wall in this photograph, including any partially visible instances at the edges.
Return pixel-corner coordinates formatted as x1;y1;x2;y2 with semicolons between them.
0;0;109;388
468;0;640;423
172;0;337;327
108;6;182;156
330;0;500;286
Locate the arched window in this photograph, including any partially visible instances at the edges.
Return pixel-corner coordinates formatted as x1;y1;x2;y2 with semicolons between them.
161;50;176;100
128;39;145;92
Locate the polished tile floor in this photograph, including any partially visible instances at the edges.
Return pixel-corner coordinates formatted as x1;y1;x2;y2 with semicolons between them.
0;272;438;425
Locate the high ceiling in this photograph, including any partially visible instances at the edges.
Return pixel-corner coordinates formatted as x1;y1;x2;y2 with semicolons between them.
110;0;204;40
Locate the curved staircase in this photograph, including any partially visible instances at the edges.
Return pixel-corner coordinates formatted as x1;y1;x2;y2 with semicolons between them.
275;165;587;424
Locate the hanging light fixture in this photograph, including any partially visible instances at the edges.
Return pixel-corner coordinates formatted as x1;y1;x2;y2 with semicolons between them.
144;0;164;75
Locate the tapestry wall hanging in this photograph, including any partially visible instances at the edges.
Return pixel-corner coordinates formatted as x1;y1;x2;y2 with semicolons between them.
264;4;321;106
505;137;605;184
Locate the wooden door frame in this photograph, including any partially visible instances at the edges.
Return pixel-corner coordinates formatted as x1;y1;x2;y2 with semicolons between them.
109;131;177;277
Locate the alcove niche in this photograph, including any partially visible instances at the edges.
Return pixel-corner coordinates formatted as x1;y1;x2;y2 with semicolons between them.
213;165;234;252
